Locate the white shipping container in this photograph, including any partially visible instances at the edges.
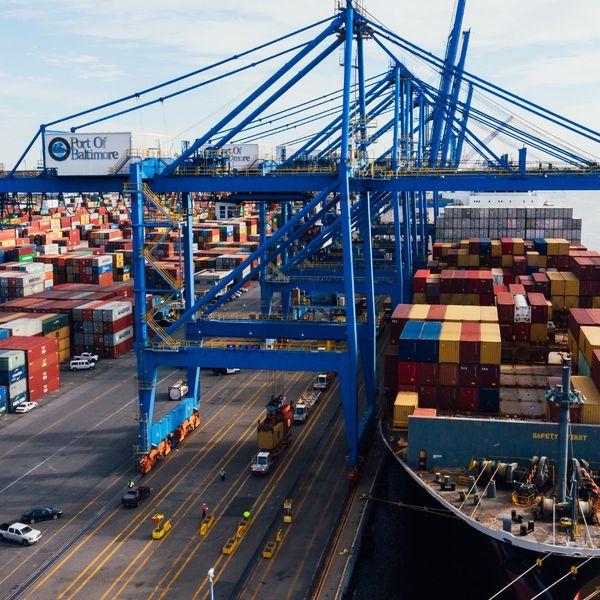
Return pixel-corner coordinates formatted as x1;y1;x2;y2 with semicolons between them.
8;378;28;399
513;295;532;323
100;301;132;322
0;317;43;337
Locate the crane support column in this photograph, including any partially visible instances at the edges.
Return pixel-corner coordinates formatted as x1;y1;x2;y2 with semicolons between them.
338;0;359;468
182;191;200;406
259;201;271;315
392;66;404;305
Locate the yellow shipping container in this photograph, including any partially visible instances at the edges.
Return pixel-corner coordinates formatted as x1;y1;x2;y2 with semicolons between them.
465;293;479;305
580;326;600;366
479;306;499;322
568;331;579;367
393;392;419;429
445;305;464;321
512;238;525;255
491;240;502;257
557;238;570;256
459;239;469;250
58;348;71;363
551;296;565;311
480;323;501;364
462;306;481;322
564;296;579;310
546;300;553;321
562;272;580;296
440;293;452;305
409;304;430;320
539;256;548;268
412;293;427;304
458;252;469;267
571;376;600;425
547;271;565;296
546;238;559;255
530;323;548;342
593;297;600;309
501;255;513;268
526;251;539;267
449;294;464;305
439;322;461;363
468;254;479;267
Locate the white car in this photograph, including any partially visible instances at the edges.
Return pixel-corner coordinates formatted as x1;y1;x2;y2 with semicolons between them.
14;401;38;414
69;359;95;371
74;352;99;363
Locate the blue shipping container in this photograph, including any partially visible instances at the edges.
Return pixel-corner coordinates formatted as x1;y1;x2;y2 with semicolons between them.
0;366;26;386
0;329;10;340
151;422;162;446
9;392;28;412
399;321;423;362
0;386;7;404
418;321;442;363
534;238;548;256
479;388;500;413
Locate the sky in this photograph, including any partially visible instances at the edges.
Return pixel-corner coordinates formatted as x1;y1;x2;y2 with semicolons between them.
0;0;598;169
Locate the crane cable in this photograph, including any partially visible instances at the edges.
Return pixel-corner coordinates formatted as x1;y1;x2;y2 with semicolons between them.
530;556;596;600
487;554;551;600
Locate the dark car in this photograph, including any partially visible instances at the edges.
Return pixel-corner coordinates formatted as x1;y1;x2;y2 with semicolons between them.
21;507;62;524
121;486;151;507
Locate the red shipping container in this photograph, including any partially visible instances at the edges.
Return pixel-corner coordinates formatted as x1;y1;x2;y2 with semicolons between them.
437;386;456;410
496;293;515;323
418;363;438;386
500;238;513;255
440;270;454;293
477;271;493;295
413;270;429;293
0;336;58;363
384;344;399;392
460;322;480;364
502;269;516;285
465;271;479;294
398;362;419;385
508;283;526;296
479;294;494;306
427;305;446;321
102;314;133;334
457;388;478;411
568;308;596;340
528;292;549;324
458;365;478;387
28;364;60;389
391;305;413;344
397;385;418;394
439;363;459;386
478;365;500;388
418;385;437;409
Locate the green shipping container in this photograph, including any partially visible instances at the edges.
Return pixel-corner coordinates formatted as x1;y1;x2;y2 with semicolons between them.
41;313;69;334
17;254;35;263
0;349;25;371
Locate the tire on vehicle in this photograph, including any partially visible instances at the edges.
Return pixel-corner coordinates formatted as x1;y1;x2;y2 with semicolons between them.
22;539;29;546
53;514;58;520
30;519;35;524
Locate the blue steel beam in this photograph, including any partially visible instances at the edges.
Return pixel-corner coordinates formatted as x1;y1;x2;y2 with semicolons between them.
161;17;343;177
428;0;466;167
440;29;470;166
185;320;373;341
454;83;473;166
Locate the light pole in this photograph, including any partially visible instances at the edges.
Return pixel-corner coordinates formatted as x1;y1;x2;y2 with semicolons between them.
207;567;215;600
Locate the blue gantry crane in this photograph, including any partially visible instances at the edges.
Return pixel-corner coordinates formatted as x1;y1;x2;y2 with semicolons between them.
1;0;599;479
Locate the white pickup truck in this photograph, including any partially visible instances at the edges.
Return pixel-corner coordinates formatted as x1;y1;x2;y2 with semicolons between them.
0;522;42;546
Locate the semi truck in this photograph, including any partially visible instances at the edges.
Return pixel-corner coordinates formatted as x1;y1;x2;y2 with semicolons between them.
250;394;294;475
313;372;335;390
293;389;321;424
168;380;188;401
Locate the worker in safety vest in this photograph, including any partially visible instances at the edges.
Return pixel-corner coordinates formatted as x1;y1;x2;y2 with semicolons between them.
219;467;226;482
202;503;208;519
243;510;250;521
127;480;135;489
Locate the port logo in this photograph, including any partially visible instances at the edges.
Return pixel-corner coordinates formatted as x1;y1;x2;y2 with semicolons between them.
48;137;71;162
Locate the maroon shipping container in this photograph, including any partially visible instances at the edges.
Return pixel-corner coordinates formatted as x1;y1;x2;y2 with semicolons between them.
547;399;581;424
568;308;597;340
418;385;437;409
477;271;493;295
579;280;594;296
439;363;459;386
390;304;413;344
413;270;429;293
500;238;513;255
502;269;516;285
511;323;530;342
532;272;551;297
465;271;478;294
397;385;418;393
418;363;438;386
457;388;478;411
478;365;500;388
384;344;399;393
437;386;456;410
440;270;454;293
528;292;549;324
398;362;419;385
508;283;526;296
460;322;480;364
496;293;515;323
102;314;133;334
458;365;478;387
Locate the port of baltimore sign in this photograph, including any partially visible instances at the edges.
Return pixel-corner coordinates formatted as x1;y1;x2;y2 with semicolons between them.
44;132;131;176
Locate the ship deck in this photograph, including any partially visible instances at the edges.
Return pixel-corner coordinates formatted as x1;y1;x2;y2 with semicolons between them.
417;468;600;556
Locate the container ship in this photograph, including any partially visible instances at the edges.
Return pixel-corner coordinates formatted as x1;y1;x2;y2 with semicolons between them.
382;205;600;598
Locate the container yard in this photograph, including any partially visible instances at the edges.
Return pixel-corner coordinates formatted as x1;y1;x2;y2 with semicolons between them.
0;1;599;600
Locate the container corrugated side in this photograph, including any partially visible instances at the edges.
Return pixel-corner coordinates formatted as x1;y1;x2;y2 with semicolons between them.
571;376;600;424
393;392;418;428
480;323;501;364
439;321;461;364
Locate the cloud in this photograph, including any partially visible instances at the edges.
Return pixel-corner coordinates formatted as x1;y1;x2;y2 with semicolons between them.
40;53;121;81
